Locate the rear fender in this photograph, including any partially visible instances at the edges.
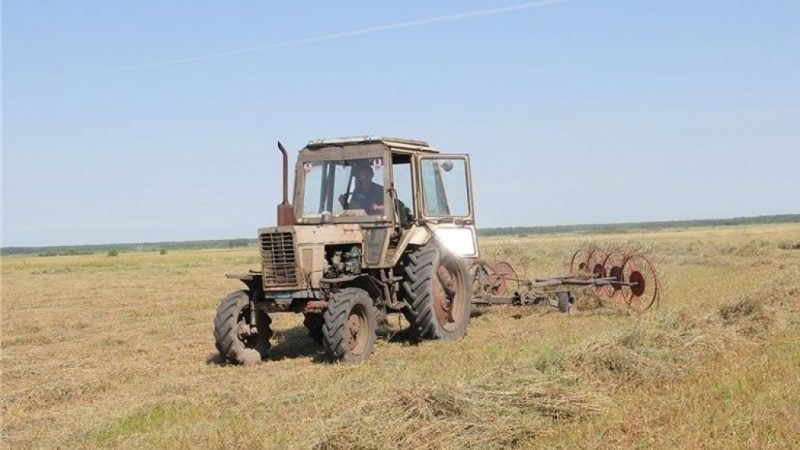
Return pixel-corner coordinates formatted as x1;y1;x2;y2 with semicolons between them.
388;225;432;267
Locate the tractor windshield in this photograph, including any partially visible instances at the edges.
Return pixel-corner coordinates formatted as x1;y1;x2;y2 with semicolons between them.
301;157;386;218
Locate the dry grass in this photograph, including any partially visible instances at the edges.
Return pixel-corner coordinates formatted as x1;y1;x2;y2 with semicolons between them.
1;223;799;448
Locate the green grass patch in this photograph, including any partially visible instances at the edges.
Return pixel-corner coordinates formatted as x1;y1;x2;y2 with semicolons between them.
86;402;197;444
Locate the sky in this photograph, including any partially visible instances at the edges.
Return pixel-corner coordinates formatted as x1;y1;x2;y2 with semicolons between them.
2;0;799;247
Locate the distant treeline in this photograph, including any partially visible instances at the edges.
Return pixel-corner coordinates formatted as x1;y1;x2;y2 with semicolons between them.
1;238;256;256
476;214;800;237
2;214;798;256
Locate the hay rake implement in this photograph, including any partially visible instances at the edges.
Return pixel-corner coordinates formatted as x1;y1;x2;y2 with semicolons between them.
471;243;661;313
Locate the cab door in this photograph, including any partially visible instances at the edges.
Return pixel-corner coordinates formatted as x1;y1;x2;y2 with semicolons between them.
413;154;479;258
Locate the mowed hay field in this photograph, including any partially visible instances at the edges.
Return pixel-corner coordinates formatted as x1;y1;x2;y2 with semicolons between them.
2;224;799;449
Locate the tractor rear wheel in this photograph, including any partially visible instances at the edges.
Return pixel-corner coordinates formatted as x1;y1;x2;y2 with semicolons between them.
322;288;378;363
303;312;324;345
213;290;272;365
402;243;472;341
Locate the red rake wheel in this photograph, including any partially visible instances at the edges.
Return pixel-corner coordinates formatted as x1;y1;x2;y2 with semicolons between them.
491;261;518;296
586;248;610;297
620;254;660;313
586;249;607;278
603;250;627;301
569;246;596;274
470;261;492;296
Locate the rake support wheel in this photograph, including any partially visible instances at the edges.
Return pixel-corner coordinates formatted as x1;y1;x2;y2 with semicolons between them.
402;243;472;341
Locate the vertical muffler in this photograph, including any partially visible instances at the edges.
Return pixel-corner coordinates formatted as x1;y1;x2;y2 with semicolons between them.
276;142;295;226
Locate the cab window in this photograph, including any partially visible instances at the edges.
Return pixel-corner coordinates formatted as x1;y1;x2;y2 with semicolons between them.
420;158;469;217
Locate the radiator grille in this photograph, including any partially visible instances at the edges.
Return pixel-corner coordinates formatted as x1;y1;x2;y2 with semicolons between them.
259;232;298;288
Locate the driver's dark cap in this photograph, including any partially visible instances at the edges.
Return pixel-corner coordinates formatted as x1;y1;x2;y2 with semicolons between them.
354;164;374;177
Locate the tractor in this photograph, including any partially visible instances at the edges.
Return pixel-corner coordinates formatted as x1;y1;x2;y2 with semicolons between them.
214;136;479;364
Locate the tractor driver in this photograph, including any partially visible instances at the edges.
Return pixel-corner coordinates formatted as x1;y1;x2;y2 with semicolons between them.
339;163;385;215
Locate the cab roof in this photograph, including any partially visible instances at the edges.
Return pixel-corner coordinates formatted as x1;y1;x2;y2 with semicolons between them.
305;136;439;154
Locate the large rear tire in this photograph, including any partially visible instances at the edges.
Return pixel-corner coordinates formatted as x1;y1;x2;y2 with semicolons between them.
213;290;272;365
402;243;472;341
322;288;378;363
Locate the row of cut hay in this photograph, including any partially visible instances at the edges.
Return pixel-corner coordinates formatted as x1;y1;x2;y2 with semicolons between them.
314;374;607;449
555;272;800;389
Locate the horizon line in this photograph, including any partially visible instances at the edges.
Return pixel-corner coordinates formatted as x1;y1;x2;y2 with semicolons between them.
2;212;798;250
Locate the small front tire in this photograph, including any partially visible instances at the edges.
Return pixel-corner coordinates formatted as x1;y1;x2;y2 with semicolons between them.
213;290;272;365
322;288;378;363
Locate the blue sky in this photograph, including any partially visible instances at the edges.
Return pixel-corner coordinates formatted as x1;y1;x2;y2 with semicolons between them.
3;0;799;246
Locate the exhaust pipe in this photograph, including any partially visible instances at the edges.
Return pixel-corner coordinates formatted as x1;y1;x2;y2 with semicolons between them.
276;141;295;226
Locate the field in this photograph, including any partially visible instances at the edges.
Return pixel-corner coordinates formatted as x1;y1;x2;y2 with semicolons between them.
2;223;799;449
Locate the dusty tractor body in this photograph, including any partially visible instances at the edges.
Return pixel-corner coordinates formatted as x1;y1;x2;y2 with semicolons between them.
215;137;479;363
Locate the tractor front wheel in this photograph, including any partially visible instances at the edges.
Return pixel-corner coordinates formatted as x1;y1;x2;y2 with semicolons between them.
322;288;378;363
213;290;272;365
402;243;472;341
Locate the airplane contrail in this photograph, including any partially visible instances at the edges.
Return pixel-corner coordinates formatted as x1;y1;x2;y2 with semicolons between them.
38;0;569;83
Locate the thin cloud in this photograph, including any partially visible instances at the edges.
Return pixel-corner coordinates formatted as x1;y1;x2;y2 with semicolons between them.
37;0;569;83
